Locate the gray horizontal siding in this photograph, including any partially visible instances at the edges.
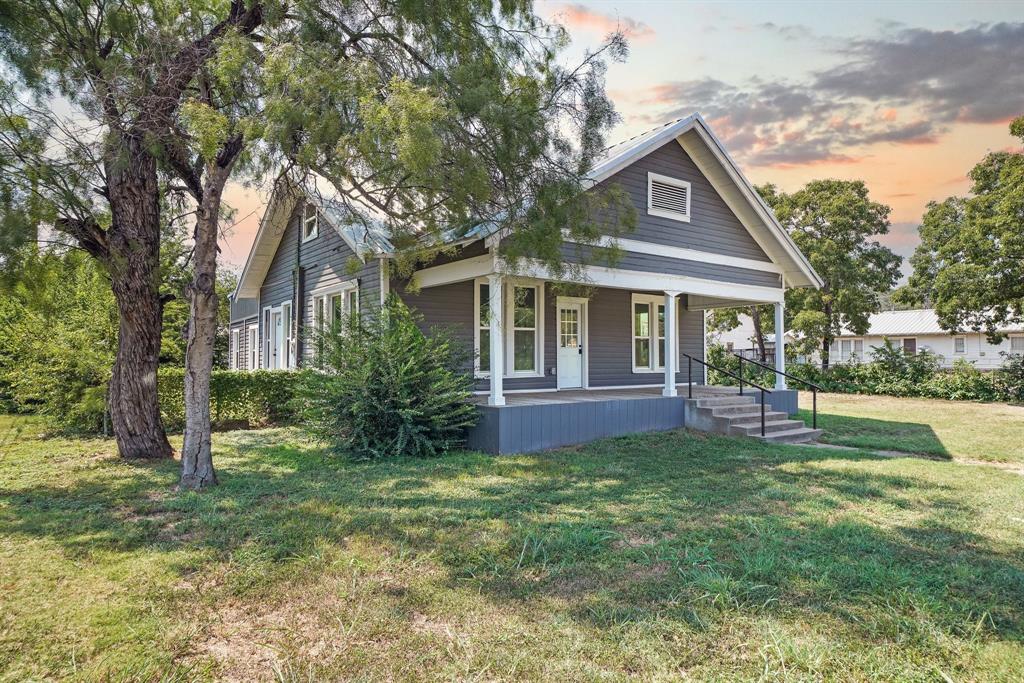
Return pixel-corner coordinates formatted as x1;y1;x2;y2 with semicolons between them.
563;244;781;288
229;316;258;370
259;203;382;366
392;277;557;392
395;274;706;391
594;139;771;262
587;289;704;387
229;296;258;323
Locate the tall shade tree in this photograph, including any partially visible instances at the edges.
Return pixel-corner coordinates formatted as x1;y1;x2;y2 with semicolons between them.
898;116;1024;340
260;0;633;277
759;181;902;369
172;0;631;488
0;0;263;459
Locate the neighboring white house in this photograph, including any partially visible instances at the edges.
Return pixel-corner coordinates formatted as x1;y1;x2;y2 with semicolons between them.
831;309;1024;369
708;313;801;360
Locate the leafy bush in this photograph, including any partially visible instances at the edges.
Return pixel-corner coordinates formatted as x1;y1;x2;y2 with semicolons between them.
158;368;302;430
705;344;775;389
782;348;1024;404
0;250;117;432
296;295;478;460
994;352;1024;403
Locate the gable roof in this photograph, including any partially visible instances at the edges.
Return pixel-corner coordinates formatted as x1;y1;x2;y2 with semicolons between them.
233;113;823;299
838;309;1024;337
233;176;393;299
588;114;821;289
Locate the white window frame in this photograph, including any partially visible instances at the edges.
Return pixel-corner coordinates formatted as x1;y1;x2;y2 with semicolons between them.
262;301;297;370
1010;335;1024;353
302;202;319;242
262;306;273;369
902;337;918;355
247;324;258;371
474;278;491;377
953;336;967;354
853;338;864;359
647;171;691;223
230;328;240;370
281;300;295;368
473;277;545;379
631;293;668;373
310;280;360;344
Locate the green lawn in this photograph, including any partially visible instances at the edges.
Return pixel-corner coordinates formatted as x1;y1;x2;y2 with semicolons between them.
799;392;1024;463
1;415;1023;681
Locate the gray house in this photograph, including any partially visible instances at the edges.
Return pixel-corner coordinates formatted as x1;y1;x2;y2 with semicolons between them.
229;114;823;452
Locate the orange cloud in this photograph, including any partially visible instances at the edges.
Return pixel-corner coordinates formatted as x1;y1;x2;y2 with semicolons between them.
759;154;864;170
880;108;898;122
555;3;655;42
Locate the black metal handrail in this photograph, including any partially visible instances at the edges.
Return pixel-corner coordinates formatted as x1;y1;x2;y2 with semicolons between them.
732;353;821;430
682;353;772;436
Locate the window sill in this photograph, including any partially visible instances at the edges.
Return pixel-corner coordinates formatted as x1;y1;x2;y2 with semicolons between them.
632;368;667;374
475;372;545;379
647;207;691;223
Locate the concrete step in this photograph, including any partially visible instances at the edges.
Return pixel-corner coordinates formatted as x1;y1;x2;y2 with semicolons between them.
709;404;786;418
759;427;824;444
728;419;808;436
692;396;757;408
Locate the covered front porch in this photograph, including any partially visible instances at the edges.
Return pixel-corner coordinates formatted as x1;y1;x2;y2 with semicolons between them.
404;246;800;454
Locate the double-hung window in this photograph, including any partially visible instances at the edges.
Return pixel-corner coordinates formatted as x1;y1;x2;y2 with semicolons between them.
1010;336;1024;353
282;302;294;368
954;336;966;354
230;329;240;369
632;294;667;372
311;283;359;361
247;325;258;370
473;279;543;377
511;285;539;374
302;203;318;242
477;282;491;374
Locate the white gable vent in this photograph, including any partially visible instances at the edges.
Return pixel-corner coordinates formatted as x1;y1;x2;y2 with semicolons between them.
647;172;691;222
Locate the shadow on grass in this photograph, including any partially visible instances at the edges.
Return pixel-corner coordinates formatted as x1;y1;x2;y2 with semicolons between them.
2;426;1020;649
798;408;952;458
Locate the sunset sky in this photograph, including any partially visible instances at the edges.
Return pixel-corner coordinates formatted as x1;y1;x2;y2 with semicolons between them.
219;1;1024;275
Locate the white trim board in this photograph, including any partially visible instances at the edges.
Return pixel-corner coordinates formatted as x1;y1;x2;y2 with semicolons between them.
573;234;782;275
512;260;785;303
413;253;493;290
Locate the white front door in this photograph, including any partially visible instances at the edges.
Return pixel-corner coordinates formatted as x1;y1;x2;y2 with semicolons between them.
557;302;583;388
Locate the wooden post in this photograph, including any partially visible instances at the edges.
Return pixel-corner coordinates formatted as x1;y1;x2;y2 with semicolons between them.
663;291;679;397
774;300;787;389
488;273;505;406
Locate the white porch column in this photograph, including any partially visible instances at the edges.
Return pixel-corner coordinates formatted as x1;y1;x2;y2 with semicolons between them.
663;291;680;397
488;273;505;406
774;300;787;389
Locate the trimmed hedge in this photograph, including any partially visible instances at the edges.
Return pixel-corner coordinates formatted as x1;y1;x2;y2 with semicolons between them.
706;342;1024;404
158;368;302;430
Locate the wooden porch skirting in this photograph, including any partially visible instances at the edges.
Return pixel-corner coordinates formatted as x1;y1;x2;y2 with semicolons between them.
464;387;800;454
466;389;685;455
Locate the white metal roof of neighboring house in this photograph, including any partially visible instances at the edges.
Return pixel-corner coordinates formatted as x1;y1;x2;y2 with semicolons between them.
838;309;1024;337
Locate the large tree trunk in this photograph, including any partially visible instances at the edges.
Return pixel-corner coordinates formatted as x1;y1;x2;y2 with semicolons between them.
821;301;833;371
105;138;173;460
180;139;242;489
